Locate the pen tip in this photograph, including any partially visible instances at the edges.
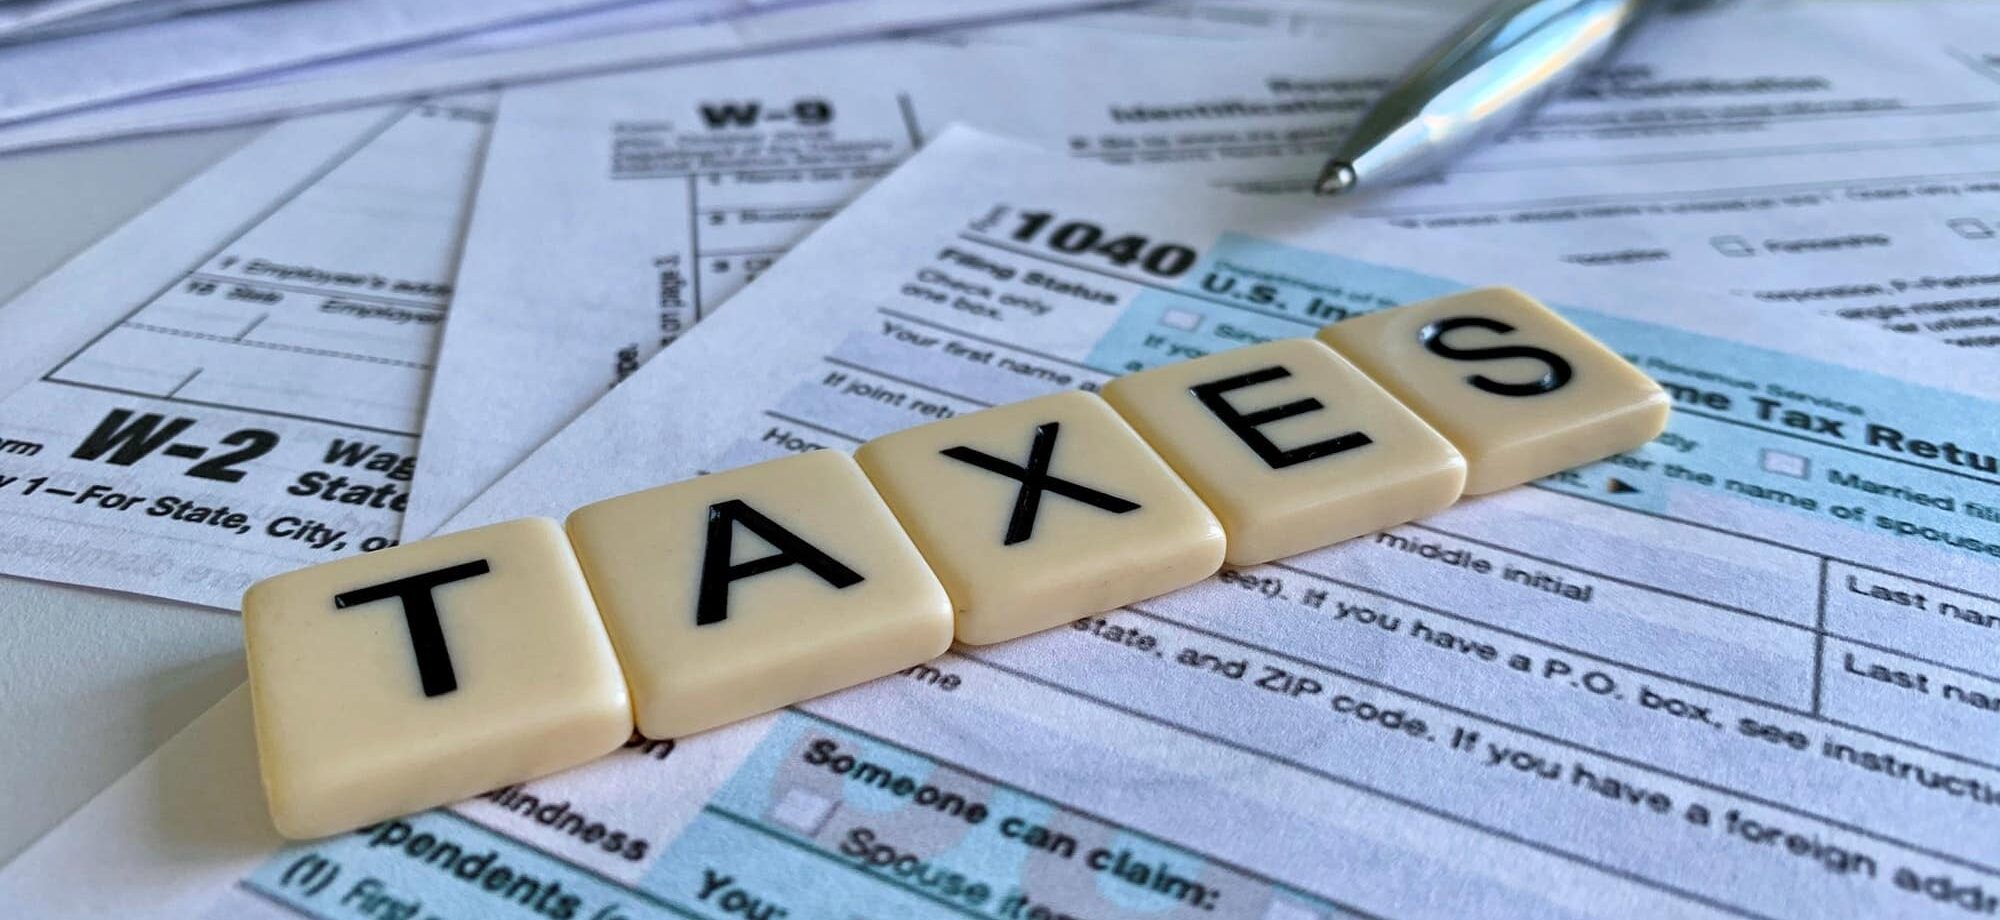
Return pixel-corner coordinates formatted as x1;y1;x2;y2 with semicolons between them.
1315;161;1357;197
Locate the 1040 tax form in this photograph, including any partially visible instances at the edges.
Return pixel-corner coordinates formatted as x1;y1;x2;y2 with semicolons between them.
9;129;1999;920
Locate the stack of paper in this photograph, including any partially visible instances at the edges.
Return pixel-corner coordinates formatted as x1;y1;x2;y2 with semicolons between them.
1;1;1997;917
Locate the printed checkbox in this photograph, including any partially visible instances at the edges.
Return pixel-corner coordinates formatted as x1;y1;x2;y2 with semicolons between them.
1158;308;1204;332
1761;449;1809;479
768;787;837;835
1948;218;1994;240
1262;898;1323;920
1710;235;1755;258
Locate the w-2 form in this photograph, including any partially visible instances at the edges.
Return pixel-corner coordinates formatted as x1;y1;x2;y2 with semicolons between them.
0;98;491;608
10;129;2000;920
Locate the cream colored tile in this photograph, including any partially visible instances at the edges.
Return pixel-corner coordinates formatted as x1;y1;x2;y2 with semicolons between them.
242;518;631;839
565;450;952;740
1318;287;1669;495
855;390;1224;645
1102;338;1466;565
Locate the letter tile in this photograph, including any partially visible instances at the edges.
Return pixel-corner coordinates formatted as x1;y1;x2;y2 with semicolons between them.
242;518;633;839
1102;338;1466;566
1317;287;1669;495
855;390;1225;645
565;450;952;740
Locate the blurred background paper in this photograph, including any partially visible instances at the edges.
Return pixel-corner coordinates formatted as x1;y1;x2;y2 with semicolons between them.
0;0;279;43
0;0;1127;152
0;0;659;121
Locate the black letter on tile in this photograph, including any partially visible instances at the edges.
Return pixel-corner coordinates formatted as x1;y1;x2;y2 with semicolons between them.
941;421;1140;546
1418;316;1573;397
697;499;863;626
335;560;491;698
1190;366;1372;469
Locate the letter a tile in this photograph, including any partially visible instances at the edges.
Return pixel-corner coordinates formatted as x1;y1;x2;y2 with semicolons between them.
855;391;1225;645
565;450;953;740
242;518;633;839
1103;338;1466;565
1318;287;1669;495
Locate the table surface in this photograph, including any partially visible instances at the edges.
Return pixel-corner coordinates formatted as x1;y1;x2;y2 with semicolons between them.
0;123;264;865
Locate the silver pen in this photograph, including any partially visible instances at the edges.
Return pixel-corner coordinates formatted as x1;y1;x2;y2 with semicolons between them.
1315;0;1655;196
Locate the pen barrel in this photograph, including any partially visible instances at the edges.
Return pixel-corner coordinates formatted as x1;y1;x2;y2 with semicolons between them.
1335;0;1651;190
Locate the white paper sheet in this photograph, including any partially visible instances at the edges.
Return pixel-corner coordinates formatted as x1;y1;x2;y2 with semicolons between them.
0;97;493;608
1014;1;2000;354
0;17;1278;610
6;0;760;116
404;2;2000;541
0;0;280;43
0;0;1128;154
10;127;2000;918
0;0;648;124
1341;1;2000;350
967;0;1463;42
403;33;1432;538
0;0;151;32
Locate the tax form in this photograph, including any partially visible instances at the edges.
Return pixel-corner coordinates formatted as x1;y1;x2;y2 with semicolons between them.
1352;1;2000;350
405;2;2000;541
0;97;493;609
13;129;2000;920
0;17;1441;608
402;34;1427;538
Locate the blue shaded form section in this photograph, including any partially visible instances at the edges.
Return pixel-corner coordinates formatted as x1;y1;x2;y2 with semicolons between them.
1085;232;1458;374
246;809;691;920
647;710;1355;920
1564;310;2000;562
1088;232;2000;562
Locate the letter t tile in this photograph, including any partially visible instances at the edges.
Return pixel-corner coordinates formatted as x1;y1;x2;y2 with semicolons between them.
242;518;634;839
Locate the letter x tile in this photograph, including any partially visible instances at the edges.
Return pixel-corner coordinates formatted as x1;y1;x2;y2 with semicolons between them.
565;450;953;740
242;518;632;839
855;390;1225;645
